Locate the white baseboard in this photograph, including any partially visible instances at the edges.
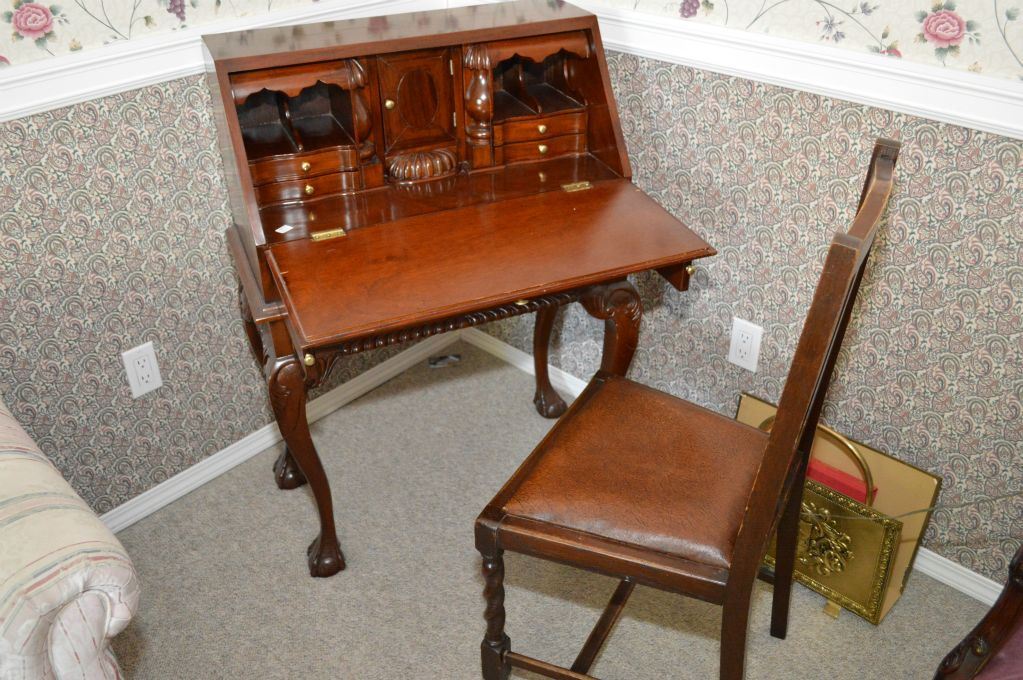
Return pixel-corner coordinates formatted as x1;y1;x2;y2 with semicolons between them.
101;326;1004;606
99;332;460;533
912;548;1002;606
462;329;1005;606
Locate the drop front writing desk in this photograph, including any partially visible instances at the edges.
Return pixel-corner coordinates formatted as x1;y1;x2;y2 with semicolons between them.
203;1;715;577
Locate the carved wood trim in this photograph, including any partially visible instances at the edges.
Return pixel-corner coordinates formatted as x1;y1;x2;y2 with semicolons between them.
387;148;458;183
464;45;493;143
322;291;580;361
580;279;642;376
347;58;375;162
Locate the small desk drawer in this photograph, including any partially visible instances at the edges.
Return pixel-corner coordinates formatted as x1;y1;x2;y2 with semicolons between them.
249;147;360;186
256;170;362;206
498;134;585;164
494;111;586;146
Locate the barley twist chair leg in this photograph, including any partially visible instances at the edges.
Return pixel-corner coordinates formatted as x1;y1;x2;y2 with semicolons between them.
481;553;511;680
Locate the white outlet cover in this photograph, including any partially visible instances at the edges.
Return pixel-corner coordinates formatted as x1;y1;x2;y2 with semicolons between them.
727;317;763;372
122;341;164;398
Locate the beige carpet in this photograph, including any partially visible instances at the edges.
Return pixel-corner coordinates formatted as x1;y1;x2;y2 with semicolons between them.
112;341;987;679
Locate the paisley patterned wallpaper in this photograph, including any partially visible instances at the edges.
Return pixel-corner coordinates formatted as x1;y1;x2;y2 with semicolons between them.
0;54;1019;581
0;75;397;513
489;52;1023;581
589;0;1023;80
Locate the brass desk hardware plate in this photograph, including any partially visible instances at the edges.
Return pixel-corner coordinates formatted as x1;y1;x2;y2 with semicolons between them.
561;181;592;192
310;228;347;242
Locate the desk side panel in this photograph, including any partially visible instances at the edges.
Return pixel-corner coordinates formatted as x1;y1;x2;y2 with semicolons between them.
583;20;631;178
204;41;282;303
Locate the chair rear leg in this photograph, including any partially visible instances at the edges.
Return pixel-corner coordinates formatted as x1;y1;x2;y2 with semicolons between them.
720;587;753;680
481;552;511;680
771;481;803;639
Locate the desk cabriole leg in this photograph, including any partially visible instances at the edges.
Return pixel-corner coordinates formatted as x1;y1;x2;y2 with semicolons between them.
238;285;309;491
267;357;346;577
581;279;642;378
532;306;568;419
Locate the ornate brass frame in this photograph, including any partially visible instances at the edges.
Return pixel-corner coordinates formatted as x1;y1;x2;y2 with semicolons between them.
764;480;903;624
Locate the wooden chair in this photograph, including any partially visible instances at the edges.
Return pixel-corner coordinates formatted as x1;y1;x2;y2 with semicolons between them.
474;138;901;680
935;544;1023;679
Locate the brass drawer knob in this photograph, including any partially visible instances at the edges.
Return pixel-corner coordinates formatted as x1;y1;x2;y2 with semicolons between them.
537;143;548;155
304;184;315;195
384;99;396;110
301;161;312;172
686;264;696;276
303;353;315;366
537;124;548;134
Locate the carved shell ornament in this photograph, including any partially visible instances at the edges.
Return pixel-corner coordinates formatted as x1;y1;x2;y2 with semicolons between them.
387;149;457;183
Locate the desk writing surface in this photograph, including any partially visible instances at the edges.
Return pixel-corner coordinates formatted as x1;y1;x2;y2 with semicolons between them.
267;178;714;350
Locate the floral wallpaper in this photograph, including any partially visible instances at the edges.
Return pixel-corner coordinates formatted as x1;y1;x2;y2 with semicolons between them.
589;0;1023;80
0;75;399;513
0;0;319;66
488;52;1023;582
3;0;1022;81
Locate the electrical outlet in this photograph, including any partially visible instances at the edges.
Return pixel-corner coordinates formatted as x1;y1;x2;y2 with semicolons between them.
122;341;163;398
727;318;763;372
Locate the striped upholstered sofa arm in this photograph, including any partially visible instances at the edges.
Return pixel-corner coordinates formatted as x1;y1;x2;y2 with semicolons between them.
0;398;140;680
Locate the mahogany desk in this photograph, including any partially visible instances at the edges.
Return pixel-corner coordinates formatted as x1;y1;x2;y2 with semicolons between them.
204;1;715;577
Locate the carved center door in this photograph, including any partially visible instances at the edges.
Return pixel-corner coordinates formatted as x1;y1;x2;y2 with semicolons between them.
377;48;456;154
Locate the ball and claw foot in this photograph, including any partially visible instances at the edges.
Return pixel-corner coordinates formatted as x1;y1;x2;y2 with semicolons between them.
533;387;567;419
306;535;346;577
273;448;307;490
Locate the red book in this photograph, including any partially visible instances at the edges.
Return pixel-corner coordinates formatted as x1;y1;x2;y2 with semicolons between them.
807;459;878;504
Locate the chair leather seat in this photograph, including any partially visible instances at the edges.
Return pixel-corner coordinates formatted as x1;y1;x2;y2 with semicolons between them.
500;376;769;570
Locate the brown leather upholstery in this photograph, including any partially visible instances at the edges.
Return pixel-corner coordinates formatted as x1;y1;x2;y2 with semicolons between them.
499;376;769;571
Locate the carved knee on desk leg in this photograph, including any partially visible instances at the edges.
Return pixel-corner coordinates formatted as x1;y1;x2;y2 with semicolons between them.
532;306;567;419
481;552;511;680
582;279;643;377
268;357;345;577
